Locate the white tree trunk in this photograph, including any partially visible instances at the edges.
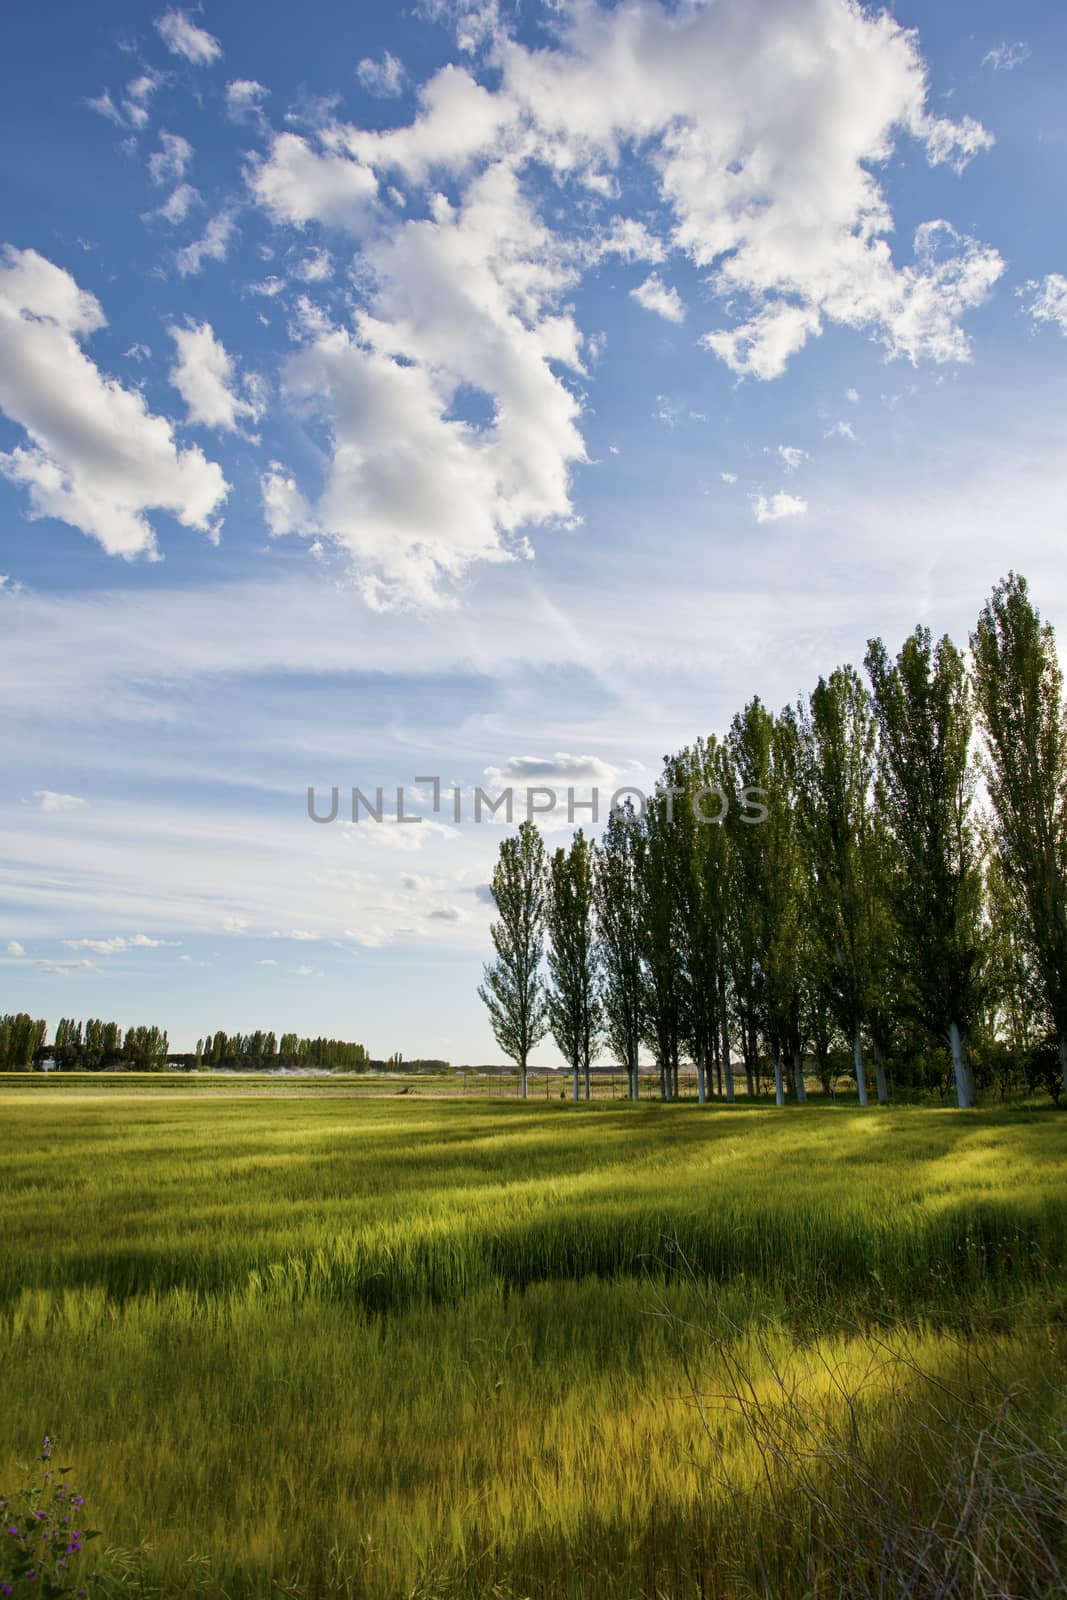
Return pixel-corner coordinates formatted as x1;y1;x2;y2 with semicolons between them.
793;1050;807;1104
853;1030;868;1108
697;1050;706;1104
721;1008;735;1102
773;1059;784;1107
949;1020;976;1108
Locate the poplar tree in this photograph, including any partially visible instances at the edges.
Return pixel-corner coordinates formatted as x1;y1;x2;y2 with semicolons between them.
796;665;879;1104
596;801;644;1100
546;829;601;1101
478;820;549;1099
971;573;1067;1097
866;628;984;1108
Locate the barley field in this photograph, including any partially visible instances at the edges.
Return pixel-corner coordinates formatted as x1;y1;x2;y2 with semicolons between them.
2;1086;1066;1598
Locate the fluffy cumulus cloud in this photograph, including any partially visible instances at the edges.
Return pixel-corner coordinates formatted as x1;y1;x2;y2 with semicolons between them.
240;0;1000;602
752;491;808;524
0;247;228;557
168;320;263;432
7;940;25;957
271;164;586;608
630;272;685;322
154;9;222;66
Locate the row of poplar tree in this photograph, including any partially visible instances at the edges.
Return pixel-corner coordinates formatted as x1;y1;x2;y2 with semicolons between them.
479;574;1067;1109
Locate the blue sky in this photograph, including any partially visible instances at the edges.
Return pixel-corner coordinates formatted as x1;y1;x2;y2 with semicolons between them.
2;0;1065;1060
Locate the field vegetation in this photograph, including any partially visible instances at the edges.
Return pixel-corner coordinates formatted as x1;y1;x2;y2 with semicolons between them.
2;1089;1065;1598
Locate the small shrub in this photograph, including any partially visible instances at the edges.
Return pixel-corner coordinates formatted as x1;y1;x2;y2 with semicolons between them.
0;1439;100;1598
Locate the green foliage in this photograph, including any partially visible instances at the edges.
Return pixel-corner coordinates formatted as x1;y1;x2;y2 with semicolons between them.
479;821;549;1090
545;828;601;1099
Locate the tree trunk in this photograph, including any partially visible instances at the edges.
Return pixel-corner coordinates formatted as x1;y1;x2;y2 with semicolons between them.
792;1050;807;1104
745;1062;755;1100
721;1004;735;1103
521;1061;528;1100
949;1020;976;1108
630;1060;639;1101
584;1065;591;1101
696;1049;706;1104
773;1059;784;1107
853;1029;868;1108
1059;1036;1067;1102
871;1039;888;1106
572;1063;580;1103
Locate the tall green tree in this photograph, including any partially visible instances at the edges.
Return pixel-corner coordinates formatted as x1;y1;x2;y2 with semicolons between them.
971;573;1067;1097
596;801;644;1101
796;665;879;1104
866;627;984;1107
726;700;776;1100
762;710;808;1105
674;738;734;1103
546;829;601;1101
638;778;687;1101
478;821;549;1099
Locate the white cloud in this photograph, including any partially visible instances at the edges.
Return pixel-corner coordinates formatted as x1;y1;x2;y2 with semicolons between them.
36;959;99;976
238;0;1000;604
720;471;737;484
846;387;860;404
155;183;200;224
273;164;585;608
35;790;86;811
752;491;808;524
428;904;464;922
63;933;174;954
226;79;268;120
485;753;617;785
357;52;407;98
154;9;222;66
175;211;234;276
590;217;665;264
260;464;312;537
295;249;333;283
168;320;262;433
148;131;193;185
825;419;856;441
272;928;319;941
222;914;249;934
1023;274;1067;337
983;41;1030;72
0;248;227;558
86;91;125;127
123;71;164;128
247;133;377;229
6;940;25;957
773;445;809;471
258;957;278;966
630;272;685;323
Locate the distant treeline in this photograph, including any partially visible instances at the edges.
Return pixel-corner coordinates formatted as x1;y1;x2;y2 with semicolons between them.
0;1017;372;1073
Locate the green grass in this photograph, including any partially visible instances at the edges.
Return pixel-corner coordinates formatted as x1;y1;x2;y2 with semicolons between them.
2;1093;1065;1597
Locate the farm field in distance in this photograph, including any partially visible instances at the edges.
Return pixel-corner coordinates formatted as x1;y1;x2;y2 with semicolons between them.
2;1084;1066;1598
